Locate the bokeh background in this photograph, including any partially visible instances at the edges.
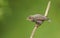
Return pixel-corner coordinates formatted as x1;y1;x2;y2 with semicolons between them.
0;0;60;38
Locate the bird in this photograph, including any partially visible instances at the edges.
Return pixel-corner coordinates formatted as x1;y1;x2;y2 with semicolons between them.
27;14;50;25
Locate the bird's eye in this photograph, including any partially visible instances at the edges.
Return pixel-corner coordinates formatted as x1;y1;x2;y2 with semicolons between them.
29;17;32;19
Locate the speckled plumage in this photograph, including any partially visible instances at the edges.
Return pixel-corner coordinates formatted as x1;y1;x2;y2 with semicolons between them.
27;14;49;25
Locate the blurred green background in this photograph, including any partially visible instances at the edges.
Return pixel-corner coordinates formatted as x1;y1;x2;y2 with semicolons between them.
0;0;60;38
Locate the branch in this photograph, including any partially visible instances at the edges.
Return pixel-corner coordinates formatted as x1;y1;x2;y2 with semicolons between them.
44;1;51;16
30;1;51;38
30;24;38;38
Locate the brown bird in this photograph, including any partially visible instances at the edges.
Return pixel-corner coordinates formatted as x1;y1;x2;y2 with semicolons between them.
27;14;49;25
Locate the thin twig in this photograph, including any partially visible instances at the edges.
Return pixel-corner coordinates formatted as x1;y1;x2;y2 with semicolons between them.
44;1;51;16
30;1;51;38
30;24;38;38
